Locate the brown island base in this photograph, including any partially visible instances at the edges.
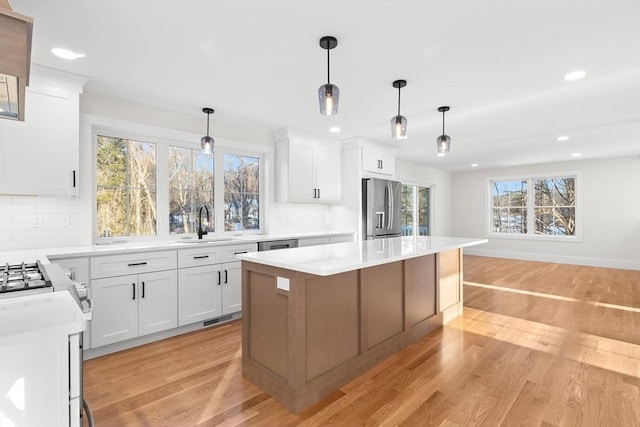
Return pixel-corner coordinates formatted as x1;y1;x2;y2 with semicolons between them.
241;248;465;412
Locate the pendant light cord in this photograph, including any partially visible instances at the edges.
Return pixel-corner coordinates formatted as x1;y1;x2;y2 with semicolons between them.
206;112;210;137
397;86;401;117
327;47;331;84
442;110;445;134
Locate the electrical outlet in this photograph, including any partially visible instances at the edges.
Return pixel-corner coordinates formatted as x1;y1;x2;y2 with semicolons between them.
34;214;43;229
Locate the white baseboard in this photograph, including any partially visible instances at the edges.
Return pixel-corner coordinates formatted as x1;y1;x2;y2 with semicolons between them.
464;248;640;271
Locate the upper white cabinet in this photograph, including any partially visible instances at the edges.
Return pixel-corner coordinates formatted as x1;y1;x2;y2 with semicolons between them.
362;148;395;176
274;128;341;204
0;65;88;196
343;136;398;179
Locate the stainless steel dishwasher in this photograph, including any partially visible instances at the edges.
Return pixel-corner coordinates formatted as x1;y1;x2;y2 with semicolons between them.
257;239;298;251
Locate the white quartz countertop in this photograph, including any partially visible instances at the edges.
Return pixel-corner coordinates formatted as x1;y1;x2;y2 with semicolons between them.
0;231;355;264
0;291;87;347
236;236;488;276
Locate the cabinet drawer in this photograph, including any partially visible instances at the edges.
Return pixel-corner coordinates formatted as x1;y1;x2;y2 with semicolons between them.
220;242;257;263
91;251;177;279
178;247;222;268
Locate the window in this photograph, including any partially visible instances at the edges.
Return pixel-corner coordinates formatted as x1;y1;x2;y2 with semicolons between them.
224;153;260;231
490;174;577;238
169;147;214;234
95;129;263;240
96;135;157;237
401;184;430;236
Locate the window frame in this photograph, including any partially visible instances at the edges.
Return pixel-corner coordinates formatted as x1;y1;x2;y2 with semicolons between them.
485;171;582;242
92;125;266;244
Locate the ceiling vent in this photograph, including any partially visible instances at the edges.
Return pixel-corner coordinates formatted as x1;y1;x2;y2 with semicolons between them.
0;0;33;121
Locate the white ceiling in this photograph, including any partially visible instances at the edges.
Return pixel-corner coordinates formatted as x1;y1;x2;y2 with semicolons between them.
12;0;640;171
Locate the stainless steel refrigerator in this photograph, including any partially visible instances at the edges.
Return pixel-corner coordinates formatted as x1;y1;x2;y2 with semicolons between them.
362;178;402;239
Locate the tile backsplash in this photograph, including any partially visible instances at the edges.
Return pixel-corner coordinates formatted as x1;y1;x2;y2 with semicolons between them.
0;195;86;251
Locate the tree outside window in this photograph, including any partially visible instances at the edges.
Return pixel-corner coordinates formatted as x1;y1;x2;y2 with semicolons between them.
169;147;214;234
490;175;577;238
224;154;260;231
96;135;157;237
401;184;430;237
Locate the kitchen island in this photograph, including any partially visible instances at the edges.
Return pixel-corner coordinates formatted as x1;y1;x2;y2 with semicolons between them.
236;236;487;412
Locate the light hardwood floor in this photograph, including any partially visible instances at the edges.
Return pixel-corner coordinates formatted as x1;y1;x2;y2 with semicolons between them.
83;256;640;426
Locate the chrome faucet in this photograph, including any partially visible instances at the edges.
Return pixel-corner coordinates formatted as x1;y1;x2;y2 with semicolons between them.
197;206;210;239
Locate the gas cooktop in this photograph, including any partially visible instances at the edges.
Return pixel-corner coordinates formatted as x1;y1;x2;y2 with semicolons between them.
0;260;53;294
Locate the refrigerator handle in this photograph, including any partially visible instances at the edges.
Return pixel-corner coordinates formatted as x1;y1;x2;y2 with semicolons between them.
389;182;393;231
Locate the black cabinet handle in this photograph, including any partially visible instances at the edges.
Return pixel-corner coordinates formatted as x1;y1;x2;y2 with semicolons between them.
142;281;145;298
128;262;148;267
317;188;320;198
234;251;247;255
72;170;77;187
313;188;317;198
132;283;136;300
217;270;221;285
224;270;228;284
381;160;383;169
193;255;209;259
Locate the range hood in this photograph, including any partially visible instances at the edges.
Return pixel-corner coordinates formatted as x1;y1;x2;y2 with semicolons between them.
0;0;33;121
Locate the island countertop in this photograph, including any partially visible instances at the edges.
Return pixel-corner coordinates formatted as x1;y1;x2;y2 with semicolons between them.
236;236;487;276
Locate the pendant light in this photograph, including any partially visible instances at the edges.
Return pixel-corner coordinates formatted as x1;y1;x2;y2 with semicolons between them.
391;80;407;139
318;36;339;115
201;107;214;154
437;106;451;156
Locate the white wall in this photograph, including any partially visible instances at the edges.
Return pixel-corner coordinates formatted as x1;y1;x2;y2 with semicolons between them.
452;156;640;270
395;159;454;236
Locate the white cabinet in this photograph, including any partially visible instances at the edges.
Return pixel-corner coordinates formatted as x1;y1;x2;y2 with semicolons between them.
178;242;256;325
0;66;87;196
90;250;178;347
275;127;341;204
91;270;178;347
178;263;222;325
362;149;395;176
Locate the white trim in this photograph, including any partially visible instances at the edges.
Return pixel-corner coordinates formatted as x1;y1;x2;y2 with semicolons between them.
465;247;640;271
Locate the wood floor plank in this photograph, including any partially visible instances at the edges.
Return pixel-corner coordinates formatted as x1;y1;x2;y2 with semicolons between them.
83;256;640;426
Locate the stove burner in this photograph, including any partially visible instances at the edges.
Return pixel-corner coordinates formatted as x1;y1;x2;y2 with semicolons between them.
0;260;53;294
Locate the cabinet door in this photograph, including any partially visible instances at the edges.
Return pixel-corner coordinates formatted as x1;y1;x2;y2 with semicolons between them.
221;261;242;315
313;146;341;202
92;275;138;347
178;265;222;326
138;270;178;336
288;143;315;201
0;89;77;196
362;150;395;176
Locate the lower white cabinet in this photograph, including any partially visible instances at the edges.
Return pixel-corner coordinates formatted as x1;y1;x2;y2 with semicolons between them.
178;264;222;325
91;270;178;347
177;243;254;326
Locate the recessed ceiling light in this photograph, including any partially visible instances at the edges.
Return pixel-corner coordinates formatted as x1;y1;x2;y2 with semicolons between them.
329;126;341;133
557;136;569;141
51;48;86;60
470;163;478;167
572;152;582;157
564;70;586;81
437;153;446;157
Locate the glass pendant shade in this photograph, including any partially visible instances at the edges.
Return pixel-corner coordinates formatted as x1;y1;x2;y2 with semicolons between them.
391;115;408;139
201;135;214;154
318;83;339;115
437;134;450;155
